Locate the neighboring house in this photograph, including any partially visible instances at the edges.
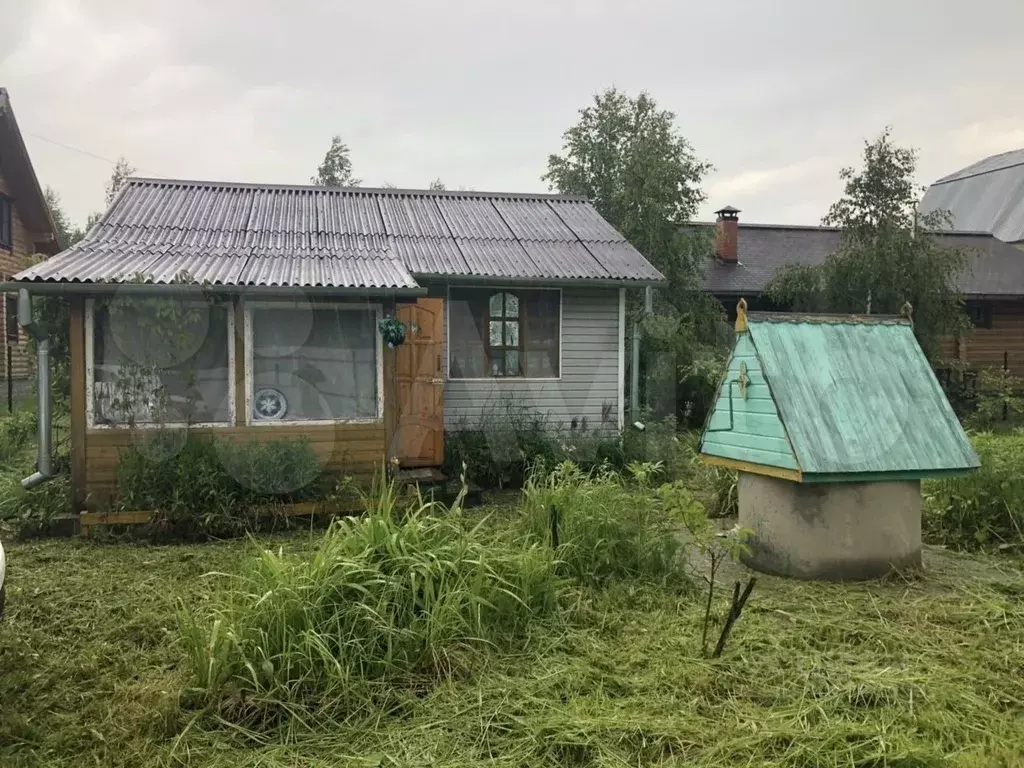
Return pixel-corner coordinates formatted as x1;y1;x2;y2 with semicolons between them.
3;177;664;508
919;149;1024;248
0;88;61;385
701;207;1024;379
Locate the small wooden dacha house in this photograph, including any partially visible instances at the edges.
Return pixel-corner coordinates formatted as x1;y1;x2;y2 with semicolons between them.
701;300;980;580
2;178;664;512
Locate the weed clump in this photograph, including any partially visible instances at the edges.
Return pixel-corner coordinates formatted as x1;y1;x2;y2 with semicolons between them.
521;461;698;588
178;485;562;723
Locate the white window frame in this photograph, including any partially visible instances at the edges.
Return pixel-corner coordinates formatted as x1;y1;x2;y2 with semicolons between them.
243;300;384;426
85;297;236;430
445;284;563;382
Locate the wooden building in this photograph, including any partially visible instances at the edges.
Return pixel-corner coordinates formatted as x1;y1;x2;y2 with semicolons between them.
2;178;664;510
0;88;61;384
702;208;1024;380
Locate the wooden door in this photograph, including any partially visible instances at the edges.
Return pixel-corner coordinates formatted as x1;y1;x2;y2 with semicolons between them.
395;298;445;467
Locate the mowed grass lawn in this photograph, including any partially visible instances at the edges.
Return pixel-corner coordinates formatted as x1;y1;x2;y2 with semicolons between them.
1;515;1023;767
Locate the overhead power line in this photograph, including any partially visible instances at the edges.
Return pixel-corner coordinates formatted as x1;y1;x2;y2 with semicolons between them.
22;130;170;179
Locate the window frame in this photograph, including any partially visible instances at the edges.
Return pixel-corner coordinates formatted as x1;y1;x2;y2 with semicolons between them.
85;297;236;430
243;300;384;427
0;196;13;250
445;285;563;382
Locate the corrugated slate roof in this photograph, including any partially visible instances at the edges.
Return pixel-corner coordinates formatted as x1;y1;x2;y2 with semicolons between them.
13;178;664;288
919;149;1024;243
701;223;1024;298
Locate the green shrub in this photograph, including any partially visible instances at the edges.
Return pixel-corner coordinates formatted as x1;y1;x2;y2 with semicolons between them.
445;396;624;488
178;485;562;723
923;431;1024;551
967;368;1024;431
116;431;323;538
218;438;323;498
0;408;38;467
520;461;696;588
621;416;692;482
0;472;71;537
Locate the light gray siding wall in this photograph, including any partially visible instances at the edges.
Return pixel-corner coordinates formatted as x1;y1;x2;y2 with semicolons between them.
425;283;622;433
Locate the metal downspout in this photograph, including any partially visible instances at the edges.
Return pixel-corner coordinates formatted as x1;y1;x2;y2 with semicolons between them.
17;289;53;489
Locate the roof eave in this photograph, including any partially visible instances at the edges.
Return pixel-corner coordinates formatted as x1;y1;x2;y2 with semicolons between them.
801;467;980;484
0;281;427;298
415;274;667;289
0;89;61;248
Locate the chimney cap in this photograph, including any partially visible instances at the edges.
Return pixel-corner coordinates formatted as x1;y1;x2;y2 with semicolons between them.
715;205;741;219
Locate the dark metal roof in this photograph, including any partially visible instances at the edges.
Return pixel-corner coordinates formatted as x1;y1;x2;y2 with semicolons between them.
919;149;1024;243
701;222;1024;298
13;178;664;289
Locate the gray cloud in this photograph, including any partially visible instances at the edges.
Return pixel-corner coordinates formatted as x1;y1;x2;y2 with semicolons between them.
4;0;1022;230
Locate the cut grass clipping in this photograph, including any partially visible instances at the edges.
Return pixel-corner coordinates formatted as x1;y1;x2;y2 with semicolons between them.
3;529;1024;765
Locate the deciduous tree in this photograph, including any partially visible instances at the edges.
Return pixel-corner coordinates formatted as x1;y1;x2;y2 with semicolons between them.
544;88;712;298
768;128;968;358
105;157;136;205
544;88;727;423
311;136;360;187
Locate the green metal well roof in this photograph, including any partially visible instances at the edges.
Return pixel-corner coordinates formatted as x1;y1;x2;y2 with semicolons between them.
700;311;980;482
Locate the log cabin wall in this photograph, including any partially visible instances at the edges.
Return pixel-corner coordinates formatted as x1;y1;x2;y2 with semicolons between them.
70;296;396;510
0;165;49;380
953;300;1024;380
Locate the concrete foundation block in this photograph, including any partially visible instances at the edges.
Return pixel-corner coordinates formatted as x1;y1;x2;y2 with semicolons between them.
738;471;922;581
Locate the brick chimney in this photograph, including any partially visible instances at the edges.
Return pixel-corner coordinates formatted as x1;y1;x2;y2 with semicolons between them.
715;206;741;263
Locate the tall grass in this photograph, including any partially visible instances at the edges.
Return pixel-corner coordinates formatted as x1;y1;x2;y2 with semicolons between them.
179;484;563;724
924;431;1024;551
0;408;37;467
520;461;695;588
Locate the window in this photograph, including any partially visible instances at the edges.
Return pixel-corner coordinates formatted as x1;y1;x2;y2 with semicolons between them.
0;197;12;250
967;303;993;330
448;288;560;379
88;298;233;427
488;291;520;376
247;303;381;423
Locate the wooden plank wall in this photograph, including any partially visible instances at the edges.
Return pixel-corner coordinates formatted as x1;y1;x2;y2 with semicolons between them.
957;300;1024;380
71;297;397;510
0;166;48;379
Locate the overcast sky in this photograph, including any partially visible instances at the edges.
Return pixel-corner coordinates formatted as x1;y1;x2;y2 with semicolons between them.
4;0;1023;231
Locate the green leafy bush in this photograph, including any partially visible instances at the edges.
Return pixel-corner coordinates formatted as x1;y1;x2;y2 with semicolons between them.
0;473;71;537
924;431;1024;551
520;461;696;587
621;416;691;482
967;368;1024;431
116;431;323;538
0;408;38;467
178;485;562;724
445;396;623;488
